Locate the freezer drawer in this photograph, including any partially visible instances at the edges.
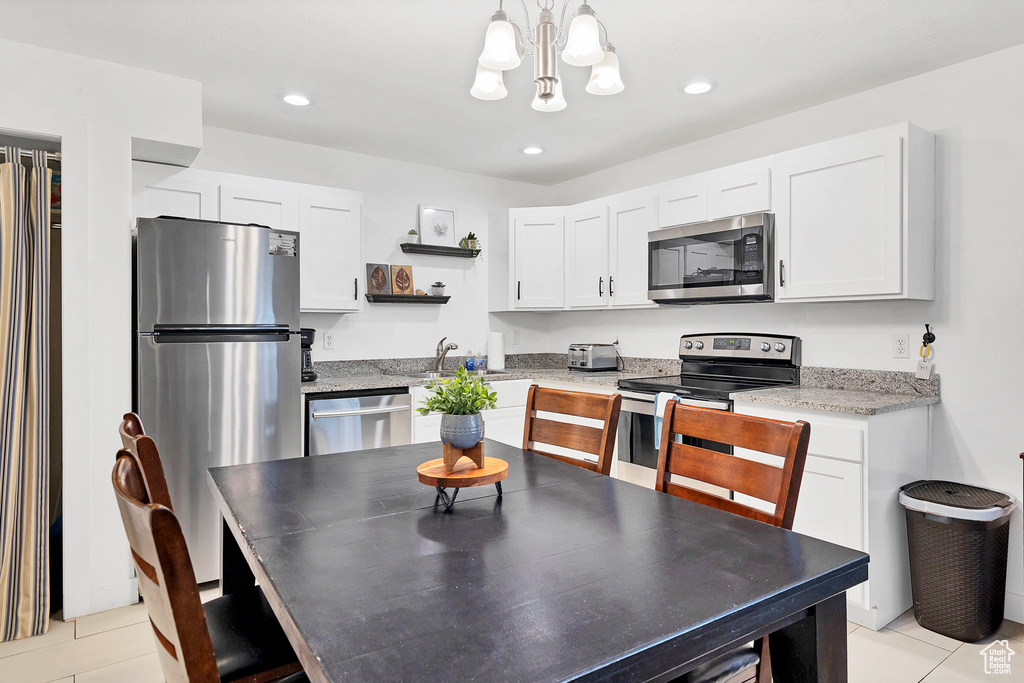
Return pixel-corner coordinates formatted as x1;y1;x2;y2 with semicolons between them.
136;332;301;583
307;390;412;457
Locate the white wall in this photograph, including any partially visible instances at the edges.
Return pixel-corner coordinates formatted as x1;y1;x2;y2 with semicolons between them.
494;44;1024;619
0;39;202;618
191;127;550;361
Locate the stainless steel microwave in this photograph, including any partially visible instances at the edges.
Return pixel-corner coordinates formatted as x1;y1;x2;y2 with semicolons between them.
648;212;773;304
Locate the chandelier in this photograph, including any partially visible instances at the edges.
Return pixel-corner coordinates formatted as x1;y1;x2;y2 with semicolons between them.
470;0;624;111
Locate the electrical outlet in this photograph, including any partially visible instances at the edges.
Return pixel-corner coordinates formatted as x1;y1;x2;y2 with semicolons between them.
323;332;335;351
511;328;520;346
893;334;910;358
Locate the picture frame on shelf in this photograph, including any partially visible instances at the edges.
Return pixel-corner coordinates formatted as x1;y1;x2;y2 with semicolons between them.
366;263;392;295
390;264;415;295
418;205;456;247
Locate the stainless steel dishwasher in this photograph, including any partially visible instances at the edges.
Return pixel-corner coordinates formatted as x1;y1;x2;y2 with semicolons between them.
305;387;412;456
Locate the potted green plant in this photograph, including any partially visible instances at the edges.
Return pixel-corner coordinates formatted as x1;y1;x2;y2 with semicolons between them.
418;366;498;449
459;231;480;253
430;281;446;296
406;228;419;244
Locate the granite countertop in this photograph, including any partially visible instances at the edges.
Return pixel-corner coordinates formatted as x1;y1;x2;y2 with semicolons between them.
730;367;941;416
301;369;640;393
299;354;668;394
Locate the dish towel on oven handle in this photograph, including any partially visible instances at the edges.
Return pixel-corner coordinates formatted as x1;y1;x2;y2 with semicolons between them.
654;392;684;447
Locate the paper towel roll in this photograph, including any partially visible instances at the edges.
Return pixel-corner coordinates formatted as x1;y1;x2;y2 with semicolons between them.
487;332;505;370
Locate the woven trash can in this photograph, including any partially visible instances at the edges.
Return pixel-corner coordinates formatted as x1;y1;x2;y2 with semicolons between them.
899;480;1016;642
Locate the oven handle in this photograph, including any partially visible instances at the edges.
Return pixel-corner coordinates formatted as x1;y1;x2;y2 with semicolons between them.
618;390;731;413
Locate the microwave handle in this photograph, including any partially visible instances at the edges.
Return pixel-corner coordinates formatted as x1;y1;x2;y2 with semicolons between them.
779;260;785;287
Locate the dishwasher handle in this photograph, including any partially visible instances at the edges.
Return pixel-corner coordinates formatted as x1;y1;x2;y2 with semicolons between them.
311;405;410;419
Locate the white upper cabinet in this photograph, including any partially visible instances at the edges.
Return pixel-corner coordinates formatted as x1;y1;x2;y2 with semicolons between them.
511;209;565;309
219;184;299;231
565;204;609;308
132;162;364;314
657;174;708;227
133;162;218;221
298;194;362;312
608;195;657;308
707;160;771;220
773;123;934;302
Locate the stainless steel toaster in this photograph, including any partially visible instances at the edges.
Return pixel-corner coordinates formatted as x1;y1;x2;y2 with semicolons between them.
567;343;618;371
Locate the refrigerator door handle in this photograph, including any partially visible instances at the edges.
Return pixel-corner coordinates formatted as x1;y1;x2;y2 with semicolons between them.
152;329;291;343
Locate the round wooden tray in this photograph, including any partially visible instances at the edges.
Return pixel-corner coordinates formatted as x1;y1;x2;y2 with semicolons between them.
416;457;509;489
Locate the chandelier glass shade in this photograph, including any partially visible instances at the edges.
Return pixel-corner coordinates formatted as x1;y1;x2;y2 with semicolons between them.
471;64;508;100
471;0;623;111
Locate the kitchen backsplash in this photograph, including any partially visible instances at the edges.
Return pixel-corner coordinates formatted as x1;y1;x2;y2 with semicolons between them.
799;366;940;397
313;354;682;377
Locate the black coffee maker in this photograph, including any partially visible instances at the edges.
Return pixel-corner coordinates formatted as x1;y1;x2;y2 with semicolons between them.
300;328;317;382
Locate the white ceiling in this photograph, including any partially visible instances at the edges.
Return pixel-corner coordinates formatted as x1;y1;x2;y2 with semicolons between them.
1;1;1022;185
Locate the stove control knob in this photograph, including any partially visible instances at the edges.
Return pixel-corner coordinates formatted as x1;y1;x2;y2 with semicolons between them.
694;341;704;350
683;341;693;349
760;342;771;352
774;343;786;353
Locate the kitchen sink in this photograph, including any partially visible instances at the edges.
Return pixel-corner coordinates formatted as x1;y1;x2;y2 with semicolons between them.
393;369;514;380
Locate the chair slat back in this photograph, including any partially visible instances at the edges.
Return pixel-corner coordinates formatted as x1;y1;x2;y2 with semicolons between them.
111;453;217;683
655;403;810;529
522;385;622;476
118;413;174;511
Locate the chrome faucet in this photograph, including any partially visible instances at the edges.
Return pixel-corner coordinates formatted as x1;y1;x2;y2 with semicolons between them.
435;337;459;371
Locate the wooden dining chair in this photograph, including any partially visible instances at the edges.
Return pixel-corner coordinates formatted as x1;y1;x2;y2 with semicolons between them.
118;412;174;510
522;385;622;475
112;452;307;683
655;402;811;683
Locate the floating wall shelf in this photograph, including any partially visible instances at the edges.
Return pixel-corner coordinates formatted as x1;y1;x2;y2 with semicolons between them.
364;293;450;305
400;243;480;258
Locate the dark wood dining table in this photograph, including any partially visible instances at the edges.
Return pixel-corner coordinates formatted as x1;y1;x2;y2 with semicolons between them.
208;439;867;683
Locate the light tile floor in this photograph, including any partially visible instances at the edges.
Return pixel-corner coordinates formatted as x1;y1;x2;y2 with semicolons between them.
3;588;1021;681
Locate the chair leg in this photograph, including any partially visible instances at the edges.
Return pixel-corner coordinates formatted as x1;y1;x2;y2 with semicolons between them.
754;636;771;683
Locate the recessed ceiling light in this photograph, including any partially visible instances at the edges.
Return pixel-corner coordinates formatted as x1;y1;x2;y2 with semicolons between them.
682;81;716;95
283;94;311;106
522;146;544;155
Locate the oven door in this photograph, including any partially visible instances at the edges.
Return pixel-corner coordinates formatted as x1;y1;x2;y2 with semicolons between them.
647;213;773;303
617;390;731;469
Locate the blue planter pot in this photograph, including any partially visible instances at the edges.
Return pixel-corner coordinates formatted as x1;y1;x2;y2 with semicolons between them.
440;413;485;449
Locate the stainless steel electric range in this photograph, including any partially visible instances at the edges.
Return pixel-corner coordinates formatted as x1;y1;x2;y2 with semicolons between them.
616;333;801;469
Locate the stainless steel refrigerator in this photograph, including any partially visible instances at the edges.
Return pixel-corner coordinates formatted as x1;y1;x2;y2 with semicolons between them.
134;216;302;583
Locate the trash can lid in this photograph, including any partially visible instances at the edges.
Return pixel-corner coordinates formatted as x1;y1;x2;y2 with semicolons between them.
899;480;1016;521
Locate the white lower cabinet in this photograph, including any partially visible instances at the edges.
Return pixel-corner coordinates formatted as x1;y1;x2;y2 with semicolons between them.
132;162;363;314
732;401;929;630
412;379;534;446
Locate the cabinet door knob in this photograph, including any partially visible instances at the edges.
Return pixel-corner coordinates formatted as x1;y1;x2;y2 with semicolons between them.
517;281;521;301
609;276;614;296
354;277;358;300
779;260;785;287
599;277;603;297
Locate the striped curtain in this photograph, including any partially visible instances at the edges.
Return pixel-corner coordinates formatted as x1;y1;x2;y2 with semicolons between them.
0;147;51;641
